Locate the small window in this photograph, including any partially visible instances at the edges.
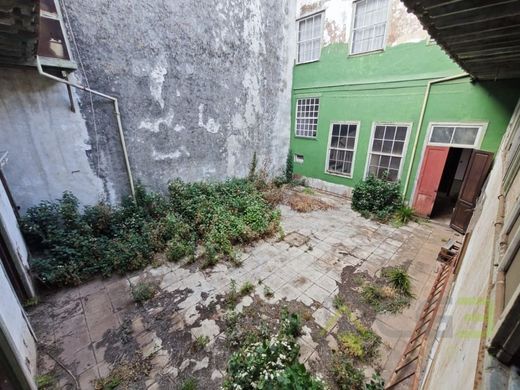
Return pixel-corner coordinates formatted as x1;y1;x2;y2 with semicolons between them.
295;98;320;138
294;154;304;164
297;13;323;63
327;123;358;177
351;0;389;55
38;0;75;69
367;124;409;181
429;125;482;147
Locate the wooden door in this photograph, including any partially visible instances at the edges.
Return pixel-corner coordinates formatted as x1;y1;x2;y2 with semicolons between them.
413;146;450;217
450;150;494;233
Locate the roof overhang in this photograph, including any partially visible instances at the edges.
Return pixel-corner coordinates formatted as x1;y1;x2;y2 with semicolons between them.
401;0;520;80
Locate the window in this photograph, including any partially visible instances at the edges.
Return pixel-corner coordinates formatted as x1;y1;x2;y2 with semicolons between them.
295;98;320;138
367;124;409;181
327;123;358;177
429;124;483;147
38;0;75;69
297;13;323;63
294;154;304;164
351;0;389;55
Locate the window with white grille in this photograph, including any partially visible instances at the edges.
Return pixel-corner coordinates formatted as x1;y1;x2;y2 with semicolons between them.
297;13;323;63
429;125;483;147
367;124;409;181
351;0;389;55
327;123;358;177
295;98;320;138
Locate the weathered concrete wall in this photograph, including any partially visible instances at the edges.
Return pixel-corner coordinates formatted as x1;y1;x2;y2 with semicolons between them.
0;68;106;211
60;0;296;199
297;0;428;47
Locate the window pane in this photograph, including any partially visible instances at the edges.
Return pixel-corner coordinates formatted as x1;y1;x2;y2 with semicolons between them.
332;124;340;136
375;126;385;139
431;126;454;143
396;127;407;141
380;155;390;167
390;157;401;169
382;141;393;153
392;141;404;155
453;127;479;145
385;126;396;140
347;137;355;149
372;139;382;152
387;169;398;181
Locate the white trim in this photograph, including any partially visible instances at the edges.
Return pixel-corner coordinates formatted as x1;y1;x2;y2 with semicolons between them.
324;121;361;178
363;122;413;181
294;97;320;139
349;0;391;56
426;121;488;149
296;11;325;65
409;121;489;203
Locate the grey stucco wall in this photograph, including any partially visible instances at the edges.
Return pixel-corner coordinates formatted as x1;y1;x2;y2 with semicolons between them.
0;68;106;211
62;0;296;199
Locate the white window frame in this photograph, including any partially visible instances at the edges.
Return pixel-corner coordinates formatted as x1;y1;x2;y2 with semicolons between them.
349;0;391;56
364;122;412;181
325;121;360;178
427;122;488;149
296;11;324;64
294;97;320;139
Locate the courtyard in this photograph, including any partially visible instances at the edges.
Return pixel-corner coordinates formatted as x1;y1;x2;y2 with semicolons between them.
28;189;455;389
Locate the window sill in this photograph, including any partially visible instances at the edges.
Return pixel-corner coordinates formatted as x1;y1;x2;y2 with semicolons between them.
348;48;384;58
325;171;353;179
295;59;320;66
294;136;318;140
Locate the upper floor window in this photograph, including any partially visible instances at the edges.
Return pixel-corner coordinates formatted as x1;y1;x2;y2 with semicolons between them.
295;98;320;138
351;0;389;55
38;0;75;69
297;13;323;64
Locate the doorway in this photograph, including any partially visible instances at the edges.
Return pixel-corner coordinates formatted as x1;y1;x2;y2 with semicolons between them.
413;146;493;234
430;148;472;223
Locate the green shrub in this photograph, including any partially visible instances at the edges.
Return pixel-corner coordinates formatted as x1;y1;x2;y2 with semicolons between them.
239;281;255;296
21;179;280;287
223;336;323;389
180;378;197;390
352;175;402;221
193;335;210;351
36;374;56;389
280;308;302;338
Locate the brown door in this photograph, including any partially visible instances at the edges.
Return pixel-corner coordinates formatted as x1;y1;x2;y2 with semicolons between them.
450;150;494;233
413;146;450;217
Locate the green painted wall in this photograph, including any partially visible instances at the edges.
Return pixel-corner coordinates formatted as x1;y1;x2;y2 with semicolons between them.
290;42;520;201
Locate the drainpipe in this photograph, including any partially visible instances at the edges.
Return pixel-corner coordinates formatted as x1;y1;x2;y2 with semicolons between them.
402;73;469;201
35;56;136;200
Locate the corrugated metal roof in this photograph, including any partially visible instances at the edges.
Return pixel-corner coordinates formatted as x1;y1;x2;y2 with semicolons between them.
401;0;520;80
0;0;39;65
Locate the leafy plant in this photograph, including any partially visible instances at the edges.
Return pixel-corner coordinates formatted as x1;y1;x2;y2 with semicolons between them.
193;335;210;351
302;187;315;195
21;179;281;287
131;282;157;303
352;175;402;222
249;151;258;180
263;285;274;298
385;267;413;296
333;295;346;310
239;281;255;296
180;378;197;390
285;149;294;183
280;308;302;338
36;374;56;389
365;373;385;390
331;354;365;390
394;205;415;226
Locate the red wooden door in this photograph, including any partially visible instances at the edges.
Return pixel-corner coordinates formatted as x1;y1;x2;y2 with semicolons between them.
413;146;450;217
450;150;494;233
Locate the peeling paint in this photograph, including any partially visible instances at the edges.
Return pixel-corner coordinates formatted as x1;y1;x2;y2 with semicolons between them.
198;104;221;134
139;112;175;133
150;54;168;109
152;146;190;161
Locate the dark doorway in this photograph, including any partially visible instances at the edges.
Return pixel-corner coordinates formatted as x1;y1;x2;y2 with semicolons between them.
430;148;472;223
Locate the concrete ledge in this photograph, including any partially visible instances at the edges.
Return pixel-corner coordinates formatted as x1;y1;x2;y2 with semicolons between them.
303;177;352;198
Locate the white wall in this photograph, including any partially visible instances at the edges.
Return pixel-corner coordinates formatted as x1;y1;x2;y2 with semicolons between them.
0;262;37;389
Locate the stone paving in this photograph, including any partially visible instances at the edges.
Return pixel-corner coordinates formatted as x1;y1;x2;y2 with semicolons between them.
29;191;456;389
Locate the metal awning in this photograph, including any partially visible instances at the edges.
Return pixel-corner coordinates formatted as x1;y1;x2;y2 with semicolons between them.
0;0;39;65
401;0;520;80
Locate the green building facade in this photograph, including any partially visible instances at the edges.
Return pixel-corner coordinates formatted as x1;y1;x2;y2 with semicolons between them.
291;0;519;202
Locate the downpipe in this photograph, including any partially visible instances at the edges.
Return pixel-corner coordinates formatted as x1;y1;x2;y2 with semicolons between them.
35;56;136;200
403;73;470;201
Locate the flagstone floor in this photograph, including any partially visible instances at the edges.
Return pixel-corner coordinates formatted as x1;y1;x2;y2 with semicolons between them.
29;191;456;389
